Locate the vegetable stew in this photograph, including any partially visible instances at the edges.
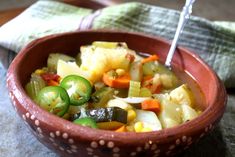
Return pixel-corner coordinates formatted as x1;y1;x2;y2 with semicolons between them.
25;41;204;132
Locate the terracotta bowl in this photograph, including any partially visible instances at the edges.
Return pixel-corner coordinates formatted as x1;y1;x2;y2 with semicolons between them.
7;30;227;157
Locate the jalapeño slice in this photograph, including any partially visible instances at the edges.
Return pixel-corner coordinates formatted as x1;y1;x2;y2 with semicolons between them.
73;117;97;129
60;75;92;106
35;86;70;117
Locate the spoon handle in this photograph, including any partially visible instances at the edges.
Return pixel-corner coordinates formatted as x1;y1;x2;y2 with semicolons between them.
165;0;195;68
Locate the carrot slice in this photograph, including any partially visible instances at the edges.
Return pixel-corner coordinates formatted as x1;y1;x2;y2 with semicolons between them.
141;55;159;64
115;125;127;132
47;80;59;86
141;99;161;113
103;72;130;88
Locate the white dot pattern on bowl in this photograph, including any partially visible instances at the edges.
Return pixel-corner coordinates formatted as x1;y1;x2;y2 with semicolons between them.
113;147;120;153
136;147;142;152
22;114;26;120
35;120;40;126
62;133;69;139
130;152;136;156
71;149;78;153
86;147;93;152
200;133;205;138
107;141;115;148
30;115;35;120
209;124;213;129
45;130;77;154
99;140;105;146
71;145;77;149
90;141;98;148
129;142;160;156
86;140;121;157
49;137;55;142
50;132;55;138
37;127;42;134
21;112;44;139
175;139;181;145
67;150;72;154
182;136;187;142
169;145;175;150
68;138;74;144
113;153;120;157
55;131;61;136
26;112;30;118
59;146;65;151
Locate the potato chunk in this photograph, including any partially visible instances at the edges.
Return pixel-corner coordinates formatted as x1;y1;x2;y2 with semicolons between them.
169;84;195;107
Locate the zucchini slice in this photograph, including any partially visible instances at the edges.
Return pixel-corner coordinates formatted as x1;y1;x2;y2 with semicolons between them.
86;107;127;124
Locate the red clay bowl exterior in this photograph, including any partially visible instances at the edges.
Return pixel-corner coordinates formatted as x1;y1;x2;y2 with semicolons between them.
7;30;227;157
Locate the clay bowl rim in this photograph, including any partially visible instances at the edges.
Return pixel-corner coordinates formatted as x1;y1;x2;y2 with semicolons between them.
7;30;227;144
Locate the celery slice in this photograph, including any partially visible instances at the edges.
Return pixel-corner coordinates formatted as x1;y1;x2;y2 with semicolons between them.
128;81;141;97
139;88;152;97
25;74;46;100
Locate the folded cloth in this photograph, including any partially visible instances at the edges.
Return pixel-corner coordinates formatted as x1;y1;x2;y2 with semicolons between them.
0;1;234;157
0;1;235;88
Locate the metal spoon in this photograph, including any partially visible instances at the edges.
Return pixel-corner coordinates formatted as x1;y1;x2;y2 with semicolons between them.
165;0;196;68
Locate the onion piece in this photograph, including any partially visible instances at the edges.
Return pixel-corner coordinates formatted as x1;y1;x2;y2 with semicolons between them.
113;96;151;104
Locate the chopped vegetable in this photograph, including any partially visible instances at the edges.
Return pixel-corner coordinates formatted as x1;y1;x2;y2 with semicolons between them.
113;96;151;104
128;81;141;97
35;86;70;117
130;61;143;82
115;125;127;132
142;62;157;76
25;41;202;132
57;59;91;81
93;81;106;90
135;110;162;131
142;75;162;94
85;107;127;124
181;104;198;122
97;121;125;130
158;99;182;128
80;45;133;82
169;84;194;107
141;99;161;113
141;55;159;64
139;87;152;97
73;117;97;128
103;71;130;88
107;99;132;110
127;109;137;122
92;41;128;49
41;73;60;86
60;75;92;106
47;53;76;72
25;73;46;100
91;87;115;108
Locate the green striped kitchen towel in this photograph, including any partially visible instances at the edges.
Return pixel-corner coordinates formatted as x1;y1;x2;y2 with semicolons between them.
0;0;234;88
